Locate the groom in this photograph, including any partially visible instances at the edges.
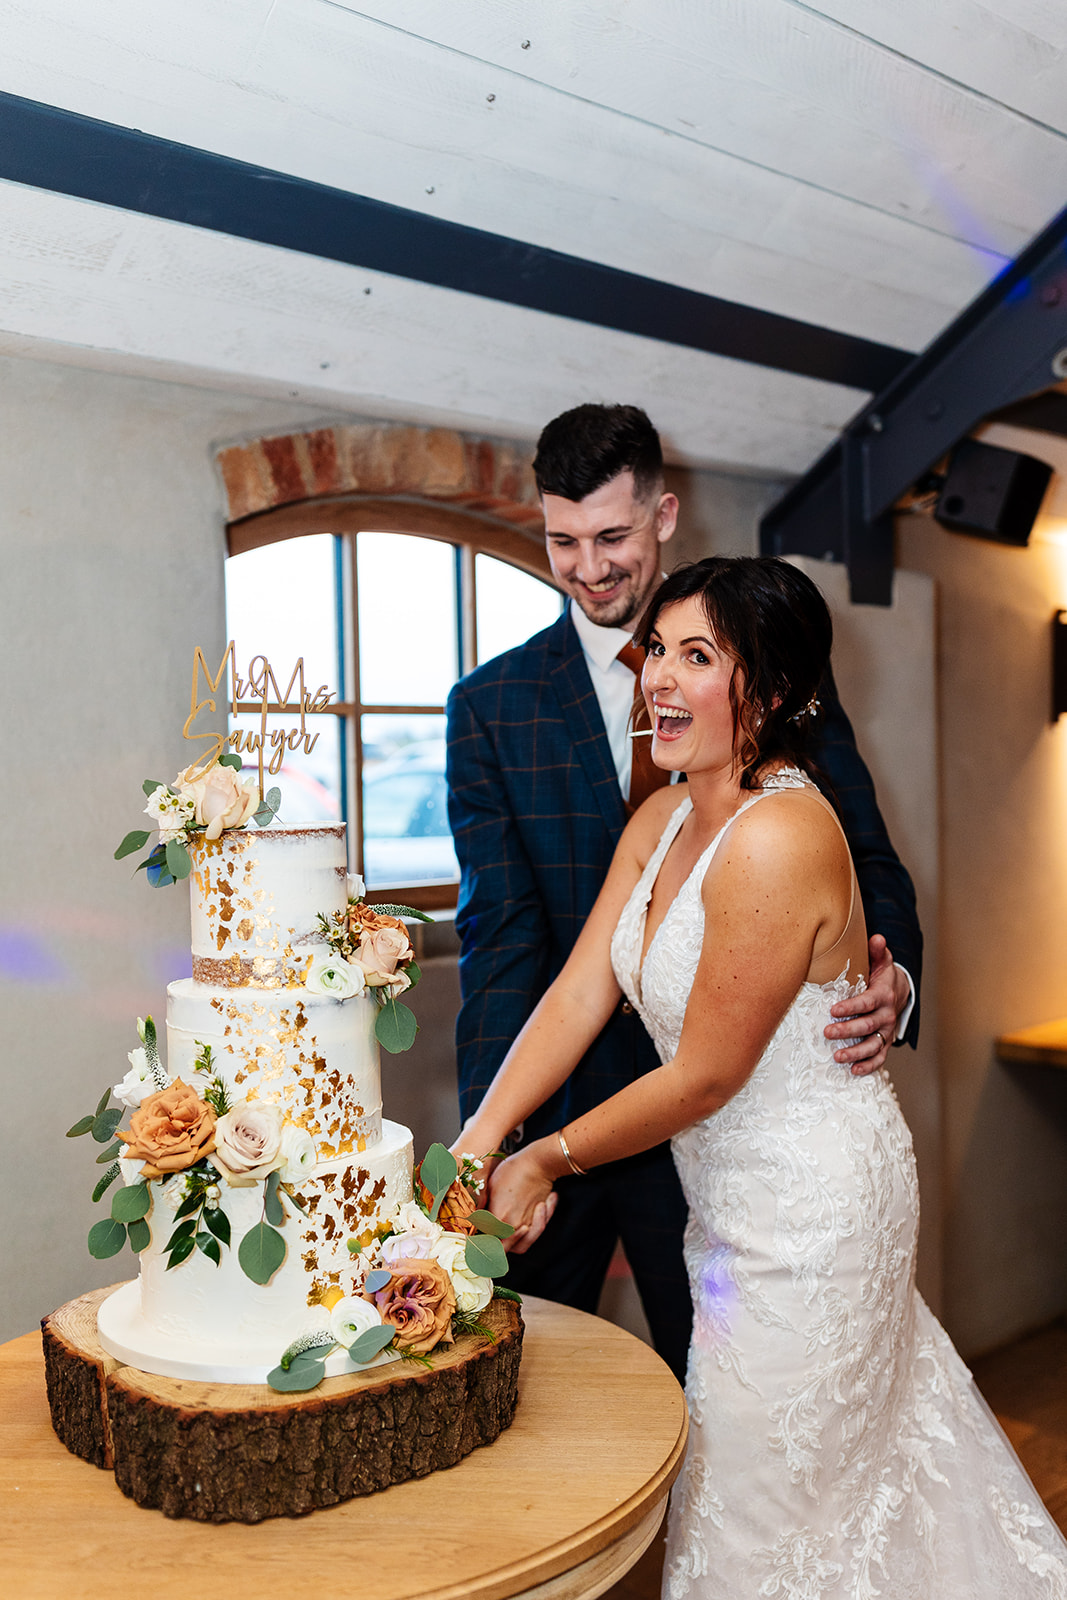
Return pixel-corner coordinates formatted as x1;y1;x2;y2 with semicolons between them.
445;403;921;1380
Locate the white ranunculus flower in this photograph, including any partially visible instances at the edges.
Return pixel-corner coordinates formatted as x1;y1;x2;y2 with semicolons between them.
330;1295;383;1350
112;1047;154;1109
347;872;366;902
305;952;366;1001
429;1231;493;1315
277;1121;316;1184
213;1100;286;1186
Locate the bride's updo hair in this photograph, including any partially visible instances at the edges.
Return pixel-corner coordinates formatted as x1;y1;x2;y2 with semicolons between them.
632;556;833;791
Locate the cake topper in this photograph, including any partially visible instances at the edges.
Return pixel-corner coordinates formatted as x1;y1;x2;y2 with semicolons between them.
114;640;335;887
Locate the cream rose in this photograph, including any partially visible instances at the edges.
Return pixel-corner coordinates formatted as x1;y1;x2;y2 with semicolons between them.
354;923;414;987
277;1121;316;1184
212;1100;285;1186
175;758;259;841
305;953;366;1001
329;1295;383;1349
429;1231;494;1316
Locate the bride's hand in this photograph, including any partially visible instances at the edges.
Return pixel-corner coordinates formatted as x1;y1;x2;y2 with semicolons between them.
485;1148;559;1254
447;1126;505;1200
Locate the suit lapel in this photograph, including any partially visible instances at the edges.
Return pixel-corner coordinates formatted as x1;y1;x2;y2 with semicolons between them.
547;612;628;840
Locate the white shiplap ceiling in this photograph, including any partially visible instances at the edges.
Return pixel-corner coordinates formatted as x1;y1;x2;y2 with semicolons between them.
0;0;1064;473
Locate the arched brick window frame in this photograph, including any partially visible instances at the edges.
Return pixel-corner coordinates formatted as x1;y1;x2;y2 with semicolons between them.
215;423;555;907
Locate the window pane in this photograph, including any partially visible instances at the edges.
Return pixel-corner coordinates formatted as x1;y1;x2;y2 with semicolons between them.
225;534;340;700
358;532;457;705
475;554;562;664
361;713;457;889
229;711;342;824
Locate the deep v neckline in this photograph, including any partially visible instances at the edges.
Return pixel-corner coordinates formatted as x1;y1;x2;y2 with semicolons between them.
636;791;764;990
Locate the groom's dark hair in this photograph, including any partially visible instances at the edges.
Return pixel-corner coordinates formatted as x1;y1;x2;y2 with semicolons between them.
533;404;663;503
633;556;833;792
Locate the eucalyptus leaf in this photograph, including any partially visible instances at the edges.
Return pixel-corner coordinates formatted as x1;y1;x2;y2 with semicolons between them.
96;1140;122;1164
374;999;418;1055
111;1183;151;1223
464;1233;509;1279
403;959;421;988
92;1164;121;1204
115;829;152;860
284;1185;308;1216
364;1268;391;1293
127;1218;151;1254
165;1233;196;1270
469;1208;516;1239
204;1207;231;1246
196;1233;222;1267
218;752;243;771
88;1217;127;1259
95;1087;112;1116
91;1106;122;1144
267;1354;327;1393
165;838;193;880
265;786;281;814
142;778;166;796
238;1221;286;1285
419;1143;458;1222
347;1325;395;1365
145;851;175;888
253;804;274;828
264;1169;286;1227
66;1115;94;1138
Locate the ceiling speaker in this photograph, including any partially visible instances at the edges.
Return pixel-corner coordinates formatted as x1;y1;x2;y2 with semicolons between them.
934;438;1052;546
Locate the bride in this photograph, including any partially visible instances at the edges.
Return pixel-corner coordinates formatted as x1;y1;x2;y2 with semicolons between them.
456;557;1067;1598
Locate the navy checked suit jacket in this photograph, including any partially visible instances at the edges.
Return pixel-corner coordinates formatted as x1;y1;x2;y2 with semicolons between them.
445;610;922;1142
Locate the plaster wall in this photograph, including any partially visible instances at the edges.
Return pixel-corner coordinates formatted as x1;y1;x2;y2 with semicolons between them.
897;428;1067;1356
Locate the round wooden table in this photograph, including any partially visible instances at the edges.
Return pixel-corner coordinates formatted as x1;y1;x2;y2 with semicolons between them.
1;1295;687;1600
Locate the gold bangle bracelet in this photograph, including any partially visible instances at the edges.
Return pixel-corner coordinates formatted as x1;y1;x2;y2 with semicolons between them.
558;1128;587;1176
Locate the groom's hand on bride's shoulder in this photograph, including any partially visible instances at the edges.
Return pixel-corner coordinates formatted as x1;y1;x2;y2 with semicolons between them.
824;935;910;1077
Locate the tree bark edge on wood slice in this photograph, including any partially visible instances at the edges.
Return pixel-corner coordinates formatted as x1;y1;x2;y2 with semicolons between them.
42;1284;523;1522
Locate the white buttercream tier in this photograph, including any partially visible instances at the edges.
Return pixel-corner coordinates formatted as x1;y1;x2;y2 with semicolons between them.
96;1120;414;1384
186;823;347;988
168;980;382;1158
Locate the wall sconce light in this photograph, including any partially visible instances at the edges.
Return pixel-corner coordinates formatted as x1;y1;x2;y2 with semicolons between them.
1054;611;1067;721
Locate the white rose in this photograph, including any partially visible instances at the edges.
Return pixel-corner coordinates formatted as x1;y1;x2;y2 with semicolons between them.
119;1155;146;1189
381;1229;438;1266
329;1296;383;1350
428;1232;493;1315
305;953;366;1001
394;1199;443;1242
277;1121;316;1184
112;1046;154;1109
347;873;366;902
212;1100;286;1186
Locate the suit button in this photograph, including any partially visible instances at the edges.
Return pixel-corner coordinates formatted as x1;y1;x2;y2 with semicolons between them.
621;1001;634;1015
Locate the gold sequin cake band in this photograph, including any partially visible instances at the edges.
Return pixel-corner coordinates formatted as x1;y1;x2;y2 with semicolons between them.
192;953;311;989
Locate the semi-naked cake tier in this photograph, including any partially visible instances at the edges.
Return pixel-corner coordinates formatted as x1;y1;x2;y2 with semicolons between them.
96;823;414;1384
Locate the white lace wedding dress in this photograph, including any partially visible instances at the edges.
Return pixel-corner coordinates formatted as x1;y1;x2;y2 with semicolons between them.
610;772;1067;1599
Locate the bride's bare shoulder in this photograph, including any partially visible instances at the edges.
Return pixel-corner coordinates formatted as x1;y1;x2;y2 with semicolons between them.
714;784;847;881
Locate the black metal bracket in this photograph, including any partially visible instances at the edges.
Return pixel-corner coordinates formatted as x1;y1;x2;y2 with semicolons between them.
761;203;1067;605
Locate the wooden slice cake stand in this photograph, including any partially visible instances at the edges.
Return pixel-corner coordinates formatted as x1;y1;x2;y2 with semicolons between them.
43;1283;523;1523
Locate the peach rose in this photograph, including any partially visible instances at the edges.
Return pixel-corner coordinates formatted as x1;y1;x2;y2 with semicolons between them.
355;923;414;987
119;1078;216;1180
176;757;259;840
417;1176;477;1236
364;1258;456;1354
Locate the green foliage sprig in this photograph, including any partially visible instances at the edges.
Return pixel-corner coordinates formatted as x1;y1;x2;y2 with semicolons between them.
114;755;281;888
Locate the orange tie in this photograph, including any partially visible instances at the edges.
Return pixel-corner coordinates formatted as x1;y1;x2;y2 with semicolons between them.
616;640;671;814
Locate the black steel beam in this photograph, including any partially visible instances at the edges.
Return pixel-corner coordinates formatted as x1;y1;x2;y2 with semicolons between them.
762;203;1067;603
0;89;911;393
